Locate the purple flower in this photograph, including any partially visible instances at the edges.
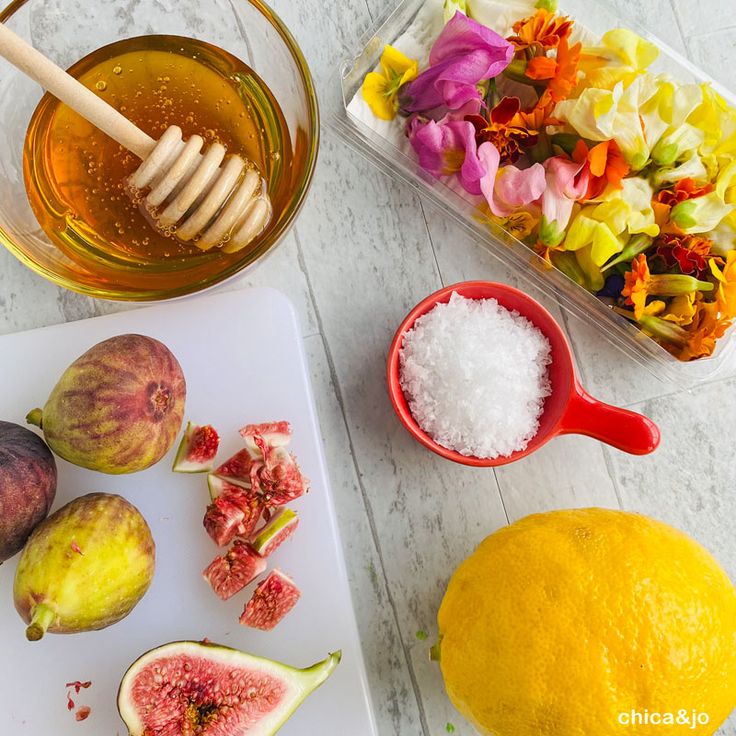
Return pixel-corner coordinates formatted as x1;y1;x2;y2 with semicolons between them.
400;13;514;114
408;115;486;194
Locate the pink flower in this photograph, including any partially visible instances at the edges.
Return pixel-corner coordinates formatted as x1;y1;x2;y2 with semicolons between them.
477;142;546;216
539;156;589;247
400;13;513;113
408;115;486;194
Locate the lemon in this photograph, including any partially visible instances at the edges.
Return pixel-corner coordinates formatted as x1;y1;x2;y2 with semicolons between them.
437;509;736;736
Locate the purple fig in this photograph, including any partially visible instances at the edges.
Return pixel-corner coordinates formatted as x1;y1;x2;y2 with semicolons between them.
0;421;57;563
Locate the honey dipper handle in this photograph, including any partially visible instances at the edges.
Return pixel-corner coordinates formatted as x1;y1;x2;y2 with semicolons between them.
0;22;155;160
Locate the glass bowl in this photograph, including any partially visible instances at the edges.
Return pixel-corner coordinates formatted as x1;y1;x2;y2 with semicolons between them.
0;0;319;301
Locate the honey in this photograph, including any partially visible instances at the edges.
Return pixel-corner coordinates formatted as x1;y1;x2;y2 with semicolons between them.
23;35;297;291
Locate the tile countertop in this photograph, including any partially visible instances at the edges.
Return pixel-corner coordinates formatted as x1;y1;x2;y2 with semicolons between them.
2;0;736;734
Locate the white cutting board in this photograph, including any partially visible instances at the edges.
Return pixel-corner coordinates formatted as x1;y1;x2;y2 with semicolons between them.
0;288;377;736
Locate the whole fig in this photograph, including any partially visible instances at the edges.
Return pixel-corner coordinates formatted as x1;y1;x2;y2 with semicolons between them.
0;421;57;562
27;334;186;474
13;492;155;640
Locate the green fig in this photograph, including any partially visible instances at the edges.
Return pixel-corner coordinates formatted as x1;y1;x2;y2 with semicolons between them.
27;334;186;474
13;492;155;641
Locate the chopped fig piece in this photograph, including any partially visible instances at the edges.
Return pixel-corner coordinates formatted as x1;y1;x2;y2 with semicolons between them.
257;448;309;506
172;422;220;473
75;706;91;722
240;569;301;631
207;474;248;501
203;490;263;547
203;498;246;547
203;540;267;600
240;421;292;457
211;448;257;489
250;508;299;557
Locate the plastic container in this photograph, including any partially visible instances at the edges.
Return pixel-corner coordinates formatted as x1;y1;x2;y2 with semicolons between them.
330;0;736;384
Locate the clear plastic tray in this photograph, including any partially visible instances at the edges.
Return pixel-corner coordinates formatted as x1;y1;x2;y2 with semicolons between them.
329;0;736;385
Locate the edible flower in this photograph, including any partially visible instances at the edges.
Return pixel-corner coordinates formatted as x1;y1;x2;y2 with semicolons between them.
467;96;539;163
655;233;714;275
662;293;698;326
670;191;735;234
400;13;513;113
710;251;736;319
655;178;714;208
690;84;736;174
553;77;653;170
477;141;546;216
578;29;658;91
537;156;589;247
507;9;573;52
407;115;485;194
572;138;629;201
525;36;582;109
565;178;657;267
622;253;713;320
362;46;419;120
677;301;732;361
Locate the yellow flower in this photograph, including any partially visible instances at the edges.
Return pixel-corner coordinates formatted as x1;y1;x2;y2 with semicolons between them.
690;84;736;174
710;251;736;319
554;76;658;170
663;293;697;326
565;178;659;266
362;46;419;120
578;28;658;91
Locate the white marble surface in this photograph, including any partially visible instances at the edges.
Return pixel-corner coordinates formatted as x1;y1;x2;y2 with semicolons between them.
1;0;736;734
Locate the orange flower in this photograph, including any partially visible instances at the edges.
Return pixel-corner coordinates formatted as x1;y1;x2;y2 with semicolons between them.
677;302;732;361
622;254;713;320
508;9;574;52
572;139;630;200
526;37;582;109
655;178;714;207
467;97;539;164
622;254;651;320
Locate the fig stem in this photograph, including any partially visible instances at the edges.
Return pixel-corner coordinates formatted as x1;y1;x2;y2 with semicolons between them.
26;408;44;429
26;603;55;641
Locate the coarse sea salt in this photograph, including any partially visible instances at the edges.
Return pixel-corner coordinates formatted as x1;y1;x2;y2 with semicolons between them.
399;292;552;459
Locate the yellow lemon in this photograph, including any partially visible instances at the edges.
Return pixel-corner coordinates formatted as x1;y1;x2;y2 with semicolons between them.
437;508;736;736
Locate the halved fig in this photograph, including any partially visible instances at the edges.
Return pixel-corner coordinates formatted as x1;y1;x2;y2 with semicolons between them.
203;540;266;601
250;509;299;557
240;569;301;631
172;422;220;473
117;640;341;736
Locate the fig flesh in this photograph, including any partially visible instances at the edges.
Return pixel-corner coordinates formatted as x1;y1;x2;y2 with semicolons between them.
240;569;301;631
203;540;267;600
0;421;57;562
13;492;155;640
173;422;220;473
117;640;341;736
27;334;186;474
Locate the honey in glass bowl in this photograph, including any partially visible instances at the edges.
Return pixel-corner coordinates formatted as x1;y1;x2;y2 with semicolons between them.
23;34;294;292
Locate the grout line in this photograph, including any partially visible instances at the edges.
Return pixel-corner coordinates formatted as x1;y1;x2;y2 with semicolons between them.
668;0;691;56
226;0;256;64
600;446;626;509
293;226;432;736
418;201;445;285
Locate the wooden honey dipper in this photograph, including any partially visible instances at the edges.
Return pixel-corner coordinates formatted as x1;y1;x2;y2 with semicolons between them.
0;23;272;253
